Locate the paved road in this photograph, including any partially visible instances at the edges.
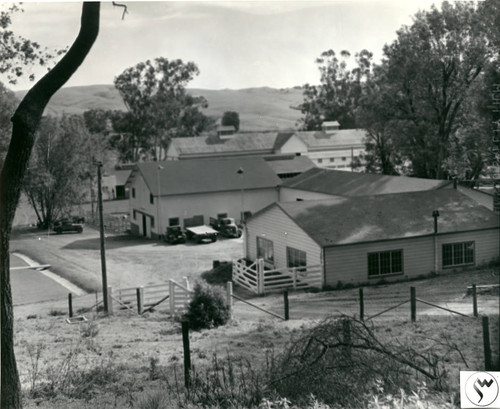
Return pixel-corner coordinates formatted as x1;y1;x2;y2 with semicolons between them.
10;253;69;306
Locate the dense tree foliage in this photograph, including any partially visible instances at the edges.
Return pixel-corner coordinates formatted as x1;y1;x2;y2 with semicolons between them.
304;1;499;180
221;110;240;132
114;57;213;161
0;81;18;170
0;4;100;408
299;49;373;131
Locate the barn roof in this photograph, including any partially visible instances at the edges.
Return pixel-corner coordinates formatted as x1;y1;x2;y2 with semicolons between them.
170;133;277;156
294;129;366;149
282;167;452;196
273;190;499;247
131;157;281;196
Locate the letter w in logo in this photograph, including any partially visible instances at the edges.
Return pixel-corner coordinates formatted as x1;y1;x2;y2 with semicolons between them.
474;378;494;402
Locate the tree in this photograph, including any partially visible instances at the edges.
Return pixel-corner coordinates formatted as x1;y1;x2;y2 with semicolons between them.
299;49;373;131
221;111;240;132
114;57;212;161
0;82;18;170
23;115;95;228
378;1;495;179
0;4;100;408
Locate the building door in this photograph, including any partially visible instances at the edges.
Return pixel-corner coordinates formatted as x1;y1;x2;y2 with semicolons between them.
142;214;147;237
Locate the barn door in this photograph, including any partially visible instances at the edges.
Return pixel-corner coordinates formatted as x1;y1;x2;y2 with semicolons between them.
142;214;147;237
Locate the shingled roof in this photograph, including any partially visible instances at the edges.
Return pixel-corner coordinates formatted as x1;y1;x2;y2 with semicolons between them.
131;157;282;196
282;167;452;196
294;129;366;149
273;189;499;247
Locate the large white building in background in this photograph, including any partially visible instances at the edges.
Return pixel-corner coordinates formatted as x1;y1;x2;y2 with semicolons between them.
165;121;366;171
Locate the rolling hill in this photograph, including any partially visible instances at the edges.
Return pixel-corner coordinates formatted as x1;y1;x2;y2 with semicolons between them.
15;85;305;132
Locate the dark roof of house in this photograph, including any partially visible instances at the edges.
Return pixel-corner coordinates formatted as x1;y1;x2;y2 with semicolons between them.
272;189;499;247
282;167;453;196
265;156;316;175
132;157;282;196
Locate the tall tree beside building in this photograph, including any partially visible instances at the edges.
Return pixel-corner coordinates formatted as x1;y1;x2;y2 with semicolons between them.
0;82;19;170
378;1;495;179
0;4;100;408
222;111;240;132
114;57;212;161
299;49;373;131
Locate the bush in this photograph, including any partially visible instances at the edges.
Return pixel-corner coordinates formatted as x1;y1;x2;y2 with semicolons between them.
201;262;232;285
183;282;230;330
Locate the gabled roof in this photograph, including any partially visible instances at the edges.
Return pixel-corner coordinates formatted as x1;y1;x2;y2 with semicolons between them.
170;133;278;156
265;156;316;175
273;132;295;150
131;157;282;196
272;190;499;247
113;170;132;186
294;129;366;149
282;167;452;196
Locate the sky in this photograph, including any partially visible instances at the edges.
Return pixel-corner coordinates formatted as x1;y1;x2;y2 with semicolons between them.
3;0;444;92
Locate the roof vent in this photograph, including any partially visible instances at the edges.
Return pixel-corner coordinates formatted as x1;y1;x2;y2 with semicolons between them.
321;121;340;133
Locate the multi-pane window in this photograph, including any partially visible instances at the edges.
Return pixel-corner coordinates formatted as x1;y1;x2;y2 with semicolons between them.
257;237;274;263
442;242;474;268
368;250;403;277
287;247;306;270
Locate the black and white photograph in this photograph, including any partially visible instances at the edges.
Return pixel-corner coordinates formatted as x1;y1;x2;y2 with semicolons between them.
1;1;499;408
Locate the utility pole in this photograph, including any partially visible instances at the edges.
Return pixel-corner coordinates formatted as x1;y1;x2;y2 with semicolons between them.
96;161;109;314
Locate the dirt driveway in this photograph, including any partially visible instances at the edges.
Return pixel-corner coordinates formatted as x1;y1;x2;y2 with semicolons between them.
10;226;244;293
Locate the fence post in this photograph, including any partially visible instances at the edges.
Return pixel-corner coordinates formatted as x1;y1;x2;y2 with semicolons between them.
258;259;265;295
183;276;190;291
359;288;364;321
227;282;233;319
68;293;73;318
107;286;114;315
182;321;191;388
292;268;297;290
283;290;289;321
136;286;144;315
169;280;175;315
472;284;478;317
410;287;416;322
483;316;492;371
343;318;351;359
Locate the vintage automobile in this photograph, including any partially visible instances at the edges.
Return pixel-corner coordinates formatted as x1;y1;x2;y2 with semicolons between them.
164;225;187;245
53;217;84;234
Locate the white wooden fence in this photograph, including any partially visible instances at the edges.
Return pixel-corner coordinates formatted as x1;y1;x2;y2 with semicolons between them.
233;258;323;295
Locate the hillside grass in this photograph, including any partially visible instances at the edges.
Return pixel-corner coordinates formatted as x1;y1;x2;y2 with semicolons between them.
15;85;304;131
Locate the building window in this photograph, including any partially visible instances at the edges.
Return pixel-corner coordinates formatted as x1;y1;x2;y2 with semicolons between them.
133;210;137;220
241;211;252;222
217;213;228;219
287;247;306;270
257;237;274;264
132;188;136;198
318;158;323;164
169;217;179;226
368;250;403;277
151;216;155;228
342;157;347;161
329;158;335;163
150;194;154;204
442;242;474;268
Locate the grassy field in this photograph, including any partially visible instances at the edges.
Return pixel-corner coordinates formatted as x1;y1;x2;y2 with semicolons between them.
15;85;304;132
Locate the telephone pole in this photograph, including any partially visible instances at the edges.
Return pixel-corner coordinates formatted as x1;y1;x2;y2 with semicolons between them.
96;161;109;314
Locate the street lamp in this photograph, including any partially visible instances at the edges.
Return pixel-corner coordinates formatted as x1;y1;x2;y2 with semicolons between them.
157;164;163;241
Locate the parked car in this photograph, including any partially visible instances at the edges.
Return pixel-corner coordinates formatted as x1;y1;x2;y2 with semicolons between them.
164;225;186;245
209;216;242;238
53;218;84;234
185;225;218;244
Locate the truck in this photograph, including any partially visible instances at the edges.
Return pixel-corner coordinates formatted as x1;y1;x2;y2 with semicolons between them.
185;225;218;244
209;216;242;238
164;225;186;245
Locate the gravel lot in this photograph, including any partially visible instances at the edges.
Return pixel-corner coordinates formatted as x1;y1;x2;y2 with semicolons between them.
10;225;244;293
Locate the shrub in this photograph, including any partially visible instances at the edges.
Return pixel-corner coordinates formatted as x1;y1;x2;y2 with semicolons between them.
48;309;66;317
183;282;230;330
201;262;232;285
